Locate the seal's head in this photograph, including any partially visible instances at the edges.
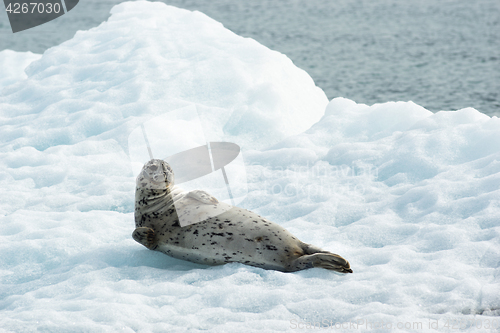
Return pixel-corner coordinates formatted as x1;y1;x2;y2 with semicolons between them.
136;159;174;191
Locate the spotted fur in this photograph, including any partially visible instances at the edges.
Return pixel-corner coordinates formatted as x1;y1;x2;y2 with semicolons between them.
132;159;352;273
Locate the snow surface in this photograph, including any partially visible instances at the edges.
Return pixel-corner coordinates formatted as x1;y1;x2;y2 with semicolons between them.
1;1;499;332
0;50;42;90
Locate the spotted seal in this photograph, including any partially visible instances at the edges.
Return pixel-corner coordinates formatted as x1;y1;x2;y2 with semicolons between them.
132;159;352;273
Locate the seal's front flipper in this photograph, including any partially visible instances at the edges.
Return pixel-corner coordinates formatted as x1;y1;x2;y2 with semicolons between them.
132;227;157;250
175;190;232;227
186;190;219;205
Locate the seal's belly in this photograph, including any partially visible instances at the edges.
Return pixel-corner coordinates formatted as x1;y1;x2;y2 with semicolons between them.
155;207;304;270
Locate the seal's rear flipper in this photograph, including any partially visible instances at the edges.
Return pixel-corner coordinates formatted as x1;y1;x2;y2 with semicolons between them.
132;227;157;250
289;253;352;273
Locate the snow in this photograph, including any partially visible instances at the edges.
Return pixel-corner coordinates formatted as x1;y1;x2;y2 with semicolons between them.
1;1;499;332
0;50;42;89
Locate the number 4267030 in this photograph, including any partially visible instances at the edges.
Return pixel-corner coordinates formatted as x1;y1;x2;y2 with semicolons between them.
6;2;62;14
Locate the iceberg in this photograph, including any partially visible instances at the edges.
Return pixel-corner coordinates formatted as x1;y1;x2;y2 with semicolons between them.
0;2;499;332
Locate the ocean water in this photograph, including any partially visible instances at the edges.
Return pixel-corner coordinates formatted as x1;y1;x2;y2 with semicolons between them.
0;0;499;116
1;2;499;331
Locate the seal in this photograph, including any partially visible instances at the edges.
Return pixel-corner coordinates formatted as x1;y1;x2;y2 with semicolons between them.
132;159;352;273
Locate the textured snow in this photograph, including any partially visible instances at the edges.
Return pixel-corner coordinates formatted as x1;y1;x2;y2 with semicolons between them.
1;2;499;332
0;50;42;89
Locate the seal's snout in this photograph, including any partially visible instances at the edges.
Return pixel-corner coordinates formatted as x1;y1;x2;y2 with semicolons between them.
152;173;164;182
137;159;175;190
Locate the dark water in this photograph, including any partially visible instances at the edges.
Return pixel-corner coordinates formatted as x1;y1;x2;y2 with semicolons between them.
1;0;499;116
